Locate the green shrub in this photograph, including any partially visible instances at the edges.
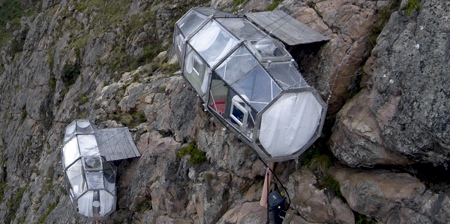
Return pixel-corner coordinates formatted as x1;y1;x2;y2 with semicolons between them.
48;75;56;92
10;38;24;53
11;187;27;207
203;172;215;181
78;94;88;105
307;154;331;174
0;0;23;48
302;148;321;166
404;0;420;16
71;35;91;52
38;201;57;223
233;0;246;4
62;63;81;86
133;72;140;82
355;214;376;224
267;0;281;11
43;166;55;194
7;186;28;222
232;0;249;13
176;143;206;164
138;200;152;212
60;186;68;195
74;111;88;120
161;61;180;76
17;216;25;223
132;111;147;124
140;45;163;64
0;182;9;201
367;1;400;48
323;175;342;198
0;0;22;27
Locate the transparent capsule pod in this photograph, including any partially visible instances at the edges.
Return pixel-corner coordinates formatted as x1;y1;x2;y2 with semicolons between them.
174;8;327;162
61;120;140;219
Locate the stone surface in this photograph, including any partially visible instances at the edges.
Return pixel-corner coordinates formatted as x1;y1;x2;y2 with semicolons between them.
285;168;355;223
217;201;267;224
330;89;411;167
330;165;450;224
331;0;450;167
330;197;355;224
280;0;387;115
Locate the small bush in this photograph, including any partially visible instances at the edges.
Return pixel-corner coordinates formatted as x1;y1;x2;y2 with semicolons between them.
74;111;88;120
176;143;206;164
140;46;163;64
267;0;281;11
203;172;215;181
302;148;321;166
0;182;9;201
48;75;56;92
38;201;57;223
368;1;400;46
115;110;147;127
78;94;88;105
120;114;133;126
138;200;152;212
0;0;23;49
72;35;91;52
17;216;25;223
404;0;420;16
231;0;249;13
0;0;22;27
161;61;180;75
7;186;28;222
11;187;27;207
323;175;342;198
355;214;376;224
10;38;24;53
133;72;140;82
43;166;55;194
62;63;81;86
132;111;147;124
307;154;331;174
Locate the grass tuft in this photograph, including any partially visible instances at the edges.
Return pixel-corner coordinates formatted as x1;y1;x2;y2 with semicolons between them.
176;143;206;164
404;0;420;16
0;0;22;27
37;200;58;223
307;154;332;175
267;0;281;11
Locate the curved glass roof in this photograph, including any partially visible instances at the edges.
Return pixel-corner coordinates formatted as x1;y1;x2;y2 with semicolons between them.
174;8;327;162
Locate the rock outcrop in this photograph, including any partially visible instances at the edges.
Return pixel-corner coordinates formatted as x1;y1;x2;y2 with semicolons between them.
330;165;450;224
330;0;450;168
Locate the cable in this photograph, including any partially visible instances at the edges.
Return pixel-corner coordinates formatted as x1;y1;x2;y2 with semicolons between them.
208;6;301;222
257;158;291;224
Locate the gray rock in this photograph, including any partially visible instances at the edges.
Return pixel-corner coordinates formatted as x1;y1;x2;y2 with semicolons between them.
331;197;355;224
217;201;267;224
286;168;336;223
330;89;411;167
331;0;450;167
330;165;449;223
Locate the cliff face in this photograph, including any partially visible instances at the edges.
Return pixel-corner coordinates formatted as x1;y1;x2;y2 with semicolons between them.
0;0;448;224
